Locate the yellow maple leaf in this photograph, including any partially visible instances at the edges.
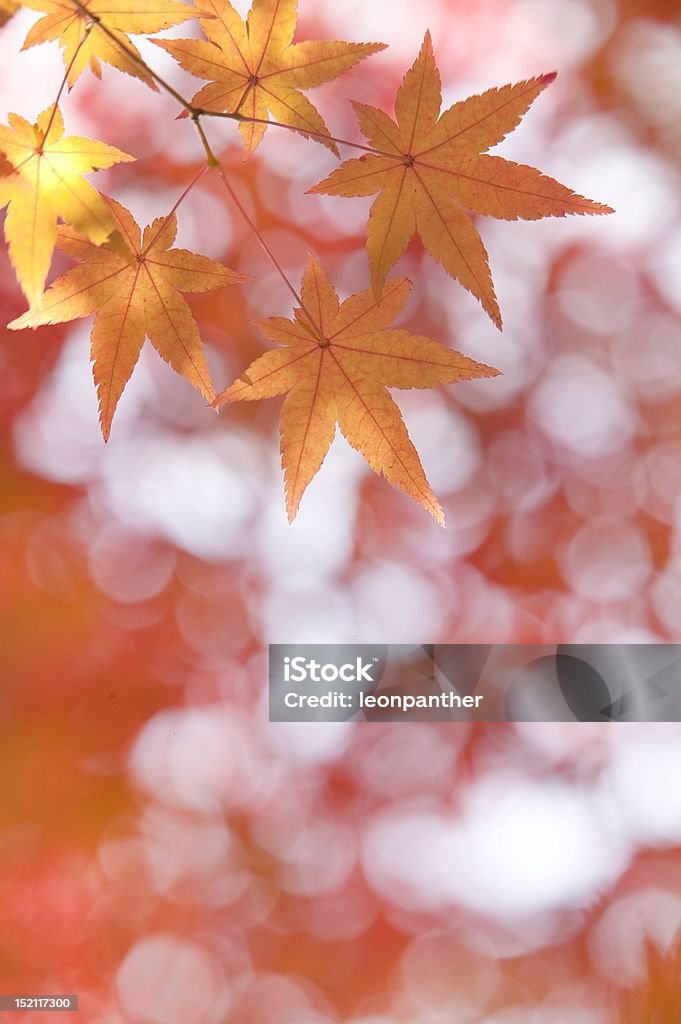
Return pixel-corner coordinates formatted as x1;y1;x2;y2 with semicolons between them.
154;0;385;157
215;256;499;524
0;0;18;28
20;0;194;88
0;105;134;308
9;197;249;439
309;32;613;327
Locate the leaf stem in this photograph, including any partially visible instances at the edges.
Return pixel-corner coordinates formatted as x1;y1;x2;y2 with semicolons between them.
41;25;92;143
216;163;306;307
194;108;394;158
192;114;219;167
191;117;320;333
139;162;209;257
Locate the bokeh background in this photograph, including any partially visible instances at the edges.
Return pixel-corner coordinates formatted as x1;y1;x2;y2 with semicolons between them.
2;0;681;1020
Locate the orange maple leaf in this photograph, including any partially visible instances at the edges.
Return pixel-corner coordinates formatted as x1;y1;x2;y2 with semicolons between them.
309;32;613;327
20;0;194;88
9;197;249;439
0;105;134;308
215;256;499;524
154;0;385;158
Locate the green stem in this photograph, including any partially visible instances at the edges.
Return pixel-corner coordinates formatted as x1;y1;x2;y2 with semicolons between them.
193;115;219;168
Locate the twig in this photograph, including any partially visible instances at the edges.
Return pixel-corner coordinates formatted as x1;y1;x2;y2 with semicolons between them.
193;107;395;158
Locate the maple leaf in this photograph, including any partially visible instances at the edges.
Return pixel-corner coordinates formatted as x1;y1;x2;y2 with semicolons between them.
0;105;134;308
0;0;18;28
9;196;249;439
154;0;385;158
309;32;613;327
20;0;195;88
215;256;499;524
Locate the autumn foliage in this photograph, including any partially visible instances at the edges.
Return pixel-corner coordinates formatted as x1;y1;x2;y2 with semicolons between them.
310;37;612;324
0;0;611;523
156;0;385;156
3;2;681;1023
10;194;247;437
216;257;498;522
0;104;133;306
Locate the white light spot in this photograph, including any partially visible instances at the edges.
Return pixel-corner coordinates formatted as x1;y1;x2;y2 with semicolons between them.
362;776;629;918
559;521;651;602
531;356;634;457
129;707;261;813
116;934;227;1024
605;729;681;843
